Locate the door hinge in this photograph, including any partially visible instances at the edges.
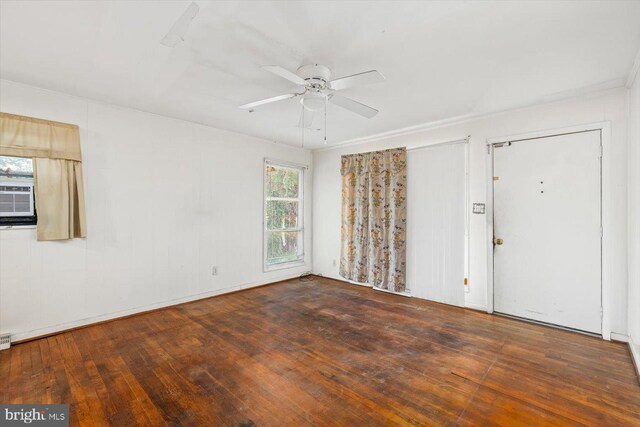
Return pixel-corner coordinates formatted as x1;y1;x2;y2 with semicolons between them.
493;176;500;181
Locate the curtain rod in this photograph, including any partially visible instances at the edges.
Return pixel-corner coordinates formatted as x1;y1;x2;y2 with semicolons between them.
406;135;470;152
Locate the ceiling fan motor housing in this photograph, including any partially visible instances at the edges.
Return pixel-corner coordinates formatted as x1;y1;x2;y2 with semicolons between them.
297;65;331;111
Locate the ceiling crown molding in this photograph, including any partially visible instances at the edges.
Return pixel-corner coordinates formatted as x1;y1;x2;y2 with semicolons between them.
627;46;640;88
317;81;626;152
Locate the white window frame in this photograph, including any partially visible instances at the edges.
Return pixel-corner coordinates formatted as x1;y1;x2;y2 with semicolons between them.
263;159;306;272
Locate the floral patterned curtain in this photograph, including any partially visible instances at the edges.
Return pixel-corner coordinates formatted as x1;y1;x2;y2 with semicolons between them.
340;147;407;292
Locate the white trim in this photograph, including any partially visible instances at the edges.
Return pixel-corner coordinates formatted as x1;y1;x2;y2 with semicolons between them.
0;225;36;230
318;273;372;287
319;273;412;296
486;121;610;144
264;158;309;170
629;338;640;380
373;287;412;298
601;122;612;341
486;144;495;314
464;139;471;295
316;84;625;152
626;47;640;89
1;79;310;153
610;332;630;343
465;302;488;312
486;121;612;340
8;272;304;342
263;259;307;272
263;159;306;272
406;136;470;151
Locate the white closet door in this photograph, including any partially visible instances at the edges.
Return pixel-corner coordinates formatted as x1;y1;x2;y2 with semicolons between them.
407;143;466;306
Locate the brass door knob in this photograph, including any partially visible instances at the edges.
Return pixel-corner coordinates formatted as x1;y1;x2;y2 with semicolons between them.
494;238;504;246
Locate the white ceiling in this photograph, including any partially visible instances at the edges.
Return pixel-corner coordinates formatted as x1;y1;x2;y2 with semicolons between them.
1;1;640;149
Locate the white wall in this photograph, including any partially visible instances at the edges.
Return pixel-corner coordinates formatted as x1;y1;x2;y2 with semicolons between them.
313;88;629;336
628;68;640;347
0;80;313;341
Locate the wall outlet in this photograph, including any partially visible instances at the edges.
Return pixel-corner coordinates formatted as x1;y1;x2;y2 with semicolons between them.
211;266;218;276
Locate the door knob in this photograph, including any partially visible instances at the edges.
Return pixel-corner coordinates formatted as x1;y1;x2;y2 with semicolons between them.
494;238;504;246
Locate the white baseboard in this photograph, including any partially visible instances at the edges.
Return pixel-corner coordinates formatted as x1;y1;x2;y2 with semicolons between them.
316;273;372;287
630;338;640;381
373;286;412;298
610;332;630;342
465;302;488;312
9;272;303;343
317;273;489;309
315;273;412;297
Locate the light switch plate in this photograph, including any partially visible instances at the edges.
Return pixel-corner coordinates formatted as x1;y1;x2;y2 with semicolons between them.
473;203;486;214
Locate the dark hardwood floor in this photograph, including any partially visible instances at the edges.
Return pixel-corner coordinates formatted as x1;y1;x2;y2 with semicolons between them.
2;276;639;426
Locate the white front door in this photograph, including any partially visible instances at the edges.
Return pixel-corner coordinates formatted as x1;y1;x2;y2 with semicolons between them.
493;130;602;334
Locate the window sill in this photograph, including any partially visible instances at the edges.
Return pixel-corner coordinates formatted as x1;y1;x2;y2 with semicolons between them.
264;260;307;273
0;225;36;230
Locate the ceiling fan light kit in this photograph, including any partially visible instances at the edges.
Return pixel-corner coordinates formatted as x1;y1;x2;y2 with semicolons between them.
301;91;325;111
239;63;385;146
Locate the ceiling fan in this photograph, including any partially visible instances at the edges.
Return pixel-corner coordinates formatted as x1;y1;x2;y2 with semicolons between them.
239;64;385;130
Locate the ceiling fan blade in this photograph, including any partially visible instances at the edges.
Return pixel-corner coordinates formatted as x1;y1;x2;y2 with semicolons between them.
263;66;308;86
329;70;385;91
239;93;297;110
329;94;378;118
298;108;315;128
160;2;200;47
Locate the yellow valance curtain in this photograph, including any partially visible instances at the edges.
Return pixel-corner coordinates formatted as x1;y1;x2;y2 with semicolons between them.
0;112;86;240
0;112;82;161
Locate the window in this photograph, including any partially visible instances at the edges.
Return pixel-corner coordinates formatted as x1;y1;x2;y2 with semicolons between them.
264;161;305;269
0;156;37;226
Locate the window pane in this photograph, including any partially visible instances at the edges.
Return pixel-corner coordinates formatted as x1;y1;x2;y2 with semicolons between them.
266;230;302;265
265;165;299;198
0;156;33;177
266;200;298;230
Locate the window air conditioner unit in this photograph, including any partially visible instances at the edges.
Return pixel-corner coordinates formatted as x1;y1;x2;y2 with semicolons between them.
0;182;35;217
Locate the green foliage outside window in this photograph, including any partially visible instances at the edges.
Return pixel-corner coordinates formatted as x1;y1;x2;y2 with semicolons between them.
265;165;299;198
265;164;303;266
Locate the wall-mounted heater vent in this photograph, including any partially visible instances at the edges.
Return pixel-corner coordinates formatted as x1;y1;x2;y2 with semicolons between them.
0;334;10;350
0;182;34;216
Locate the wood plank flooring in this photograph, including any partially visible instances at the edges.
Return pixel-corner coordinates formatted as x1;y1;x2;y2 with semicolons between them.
2;276;639;426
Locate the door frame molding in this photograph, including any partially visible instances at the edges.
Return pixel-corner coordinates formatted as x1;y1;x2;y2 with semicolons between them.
485;121;611;340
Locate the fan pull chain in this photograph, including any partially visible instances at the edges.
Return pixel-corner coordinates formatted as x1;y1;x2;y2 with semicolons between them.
324;96;327;144
301;106;305;149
